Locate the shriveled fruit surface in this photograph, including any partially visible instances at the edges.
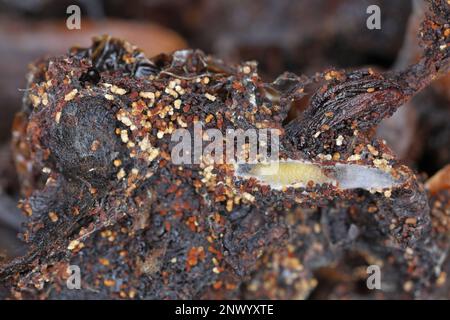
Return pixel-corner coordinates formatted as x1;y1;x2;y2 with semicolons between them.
0;0;449;300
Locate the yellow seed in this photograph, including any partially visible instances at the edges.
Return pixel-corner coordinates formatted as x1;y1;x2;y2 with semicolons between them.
174;99;182;109
117;168;126;180
64;89;78;101
139;91;155;99
104;279;115;287
205;93;216;101
111;85;126;95
104;94;114;100
48;211;58;223
68;239;80;251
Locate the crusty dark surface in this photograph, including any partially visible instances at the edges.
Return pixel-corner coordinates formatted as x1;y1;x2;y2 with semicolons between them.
0;0;449;300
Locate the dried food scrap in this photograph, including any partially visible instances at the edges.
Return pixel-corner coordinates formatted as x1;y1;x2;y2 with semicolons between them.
377;0;450;173
0;0;449;299
0;17;186;143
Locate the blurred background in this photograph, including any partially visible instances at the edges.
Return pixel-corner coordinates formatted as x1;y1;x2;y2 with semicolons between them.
0;0;449;262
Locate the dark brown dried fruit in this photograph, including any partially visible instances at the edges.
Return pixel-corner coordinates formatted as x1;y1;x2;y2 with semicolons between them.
0;0;449;300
